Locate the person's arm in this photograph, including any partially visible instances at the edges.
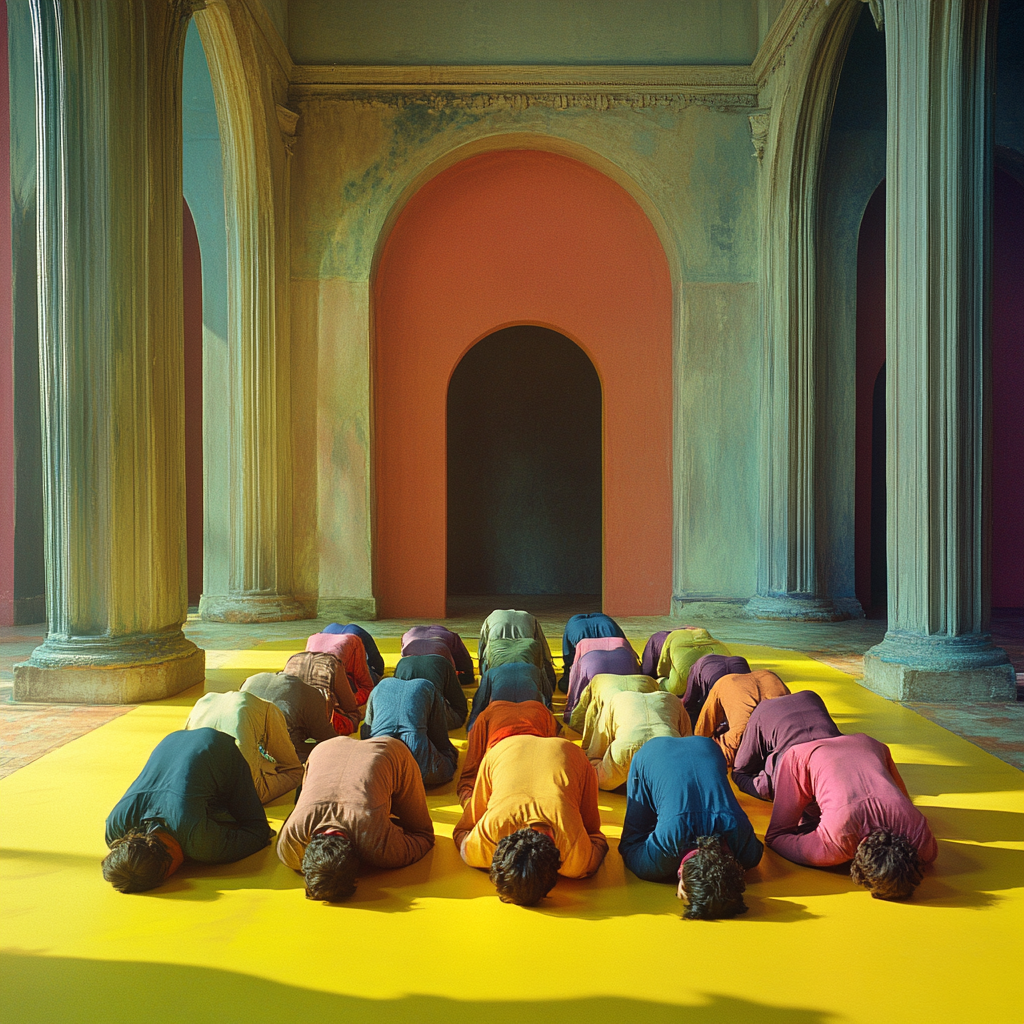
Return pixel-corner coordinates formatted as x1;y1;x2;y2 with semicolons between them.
478;620;490;673
347;643;375;703
618;778;678;882
467;674;491;731
879;741;911;798
723;815;764;870
574;754;609;876
764;751;832;865
425;687;459;765
694;691;726;739
568;685;592;736
731;717;771;800
458;716;489;805
450;634;476;688
371;754;436;868
674;695;693;738
193;752;272;863
454;760;494;865
301;686;341;744
444;666;469;729
585;699;615;762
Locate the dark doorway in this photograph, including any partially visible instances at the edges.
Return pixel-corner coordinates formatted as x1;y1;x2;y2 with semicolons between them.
446;325;601;599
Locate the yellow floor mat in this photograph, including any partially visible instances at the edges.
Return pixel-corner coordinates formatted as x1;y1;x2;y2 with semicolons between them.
1;643;1021;1024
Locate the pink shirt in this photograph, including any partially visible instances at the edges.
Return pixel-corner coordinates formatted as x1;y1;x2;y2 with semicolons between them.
765;734;937;867
305;632;375;703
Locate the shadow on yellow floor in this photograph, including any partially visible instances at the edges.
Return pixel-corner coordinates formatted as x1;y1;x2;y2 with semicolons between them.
1;642;1021;1024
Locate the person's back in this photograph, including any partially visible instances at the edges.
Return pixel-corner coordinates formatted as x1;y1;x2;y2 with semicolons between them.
694;670;791;767
586;690;689;790
394;653;468;729
479;610;553;677
682;653;751;726
277;735;436;900
731;689;841;799
572;673;655;738
563;646;640;723
185;690;303;803
323;622;385;680
619;735;763;883
458;700;559;804
484;636;548;677
104;728;271;890
454;734;608;881
656;629;731;697
306;632;375;704
241;671;339;761
283;650;360;733
402;625;475;687
363;676;458;786
765;733;937;871
560;613;626;690
640;630;672;679
468;661;549;730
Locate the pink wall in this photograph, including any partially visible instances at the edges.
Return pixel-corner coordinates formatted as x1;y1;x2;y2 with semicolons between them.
0;5;14;626
992;168;1024;608
373;149;674;618
183;199;204;606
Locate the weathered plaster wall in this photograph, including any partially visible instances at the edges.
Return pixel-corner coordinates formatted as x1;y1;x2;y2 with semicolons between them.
290;91;760;612
287;1;759;66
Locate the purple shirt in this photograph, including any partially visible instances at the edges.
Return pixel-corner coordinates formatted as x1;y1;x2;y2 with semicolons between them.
731;690;842;800
402;625;475;686
563;646;640;723
640;631;671;678
765;734;938;867
682;654;751;726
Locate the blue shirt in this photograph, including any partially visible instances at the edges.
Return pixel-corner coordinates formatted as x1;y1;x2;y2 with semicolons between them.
468;662;551;730
619;736;763;882
105;729;270;864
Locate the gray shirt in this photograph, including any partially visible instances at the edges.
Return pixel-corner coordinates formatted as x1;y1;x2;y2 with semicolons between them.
241;672;339;763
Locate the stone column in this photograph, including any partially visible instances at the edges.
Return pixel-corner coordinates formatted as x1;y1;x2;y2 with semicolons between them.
746;4;862;623
14;0;205;703
862;0;1015;700
193;1;307;623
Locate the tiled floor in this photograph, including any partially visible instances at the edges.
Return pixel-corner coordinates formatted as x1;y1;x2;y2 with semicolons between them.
1;604;1021;778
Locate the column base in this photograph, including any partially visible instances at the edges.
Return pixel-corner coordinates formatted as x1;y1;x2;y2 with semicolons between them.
198;593;314;623
745;593;854;622
13;642;205;704
862;631;1016;702
317;597;377;621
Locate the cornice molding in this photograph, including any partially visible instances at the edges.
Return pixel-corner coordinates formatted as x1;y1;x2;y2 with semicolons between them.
289;64;757;107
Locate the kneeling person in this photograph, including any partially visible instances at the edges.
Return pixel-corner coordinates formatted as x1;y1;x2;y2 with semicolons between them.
278;735;435;902
619;736;763;920
454;735;608;904
103;729;271;893
765;733;937;900
185;690;304;804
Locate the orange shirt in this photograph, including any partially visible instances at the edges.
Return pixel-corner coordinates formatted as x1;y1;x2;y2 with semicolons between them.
694;670;790;766
454;735;608;879
458;700;558;805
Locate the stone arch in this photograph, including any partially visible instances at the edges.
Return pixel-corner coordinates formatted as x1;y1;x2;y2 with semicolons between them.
372;148;673;618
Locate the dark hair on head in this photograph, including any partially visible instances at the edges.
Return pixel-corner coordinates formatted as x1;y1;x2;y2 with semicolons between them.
302;832;359;902
850;830;924;900
102;828;174;893
680;836;748;920
489;828;562;906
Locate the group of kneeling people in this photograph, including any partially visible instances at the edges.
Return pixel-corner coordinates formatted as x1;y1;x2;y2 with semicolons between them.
102;611;937;919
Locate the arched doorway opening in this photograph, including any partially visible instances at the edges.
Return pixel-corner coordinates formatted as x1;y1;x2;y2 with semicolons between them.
447;326;602;602
373;147;673;619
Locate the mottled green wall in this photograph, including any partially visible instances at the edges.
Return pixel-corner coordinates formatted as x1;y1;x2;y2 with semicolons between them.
290;91;762;608
287;0;759;66
7;5;45;623
182;22;230;602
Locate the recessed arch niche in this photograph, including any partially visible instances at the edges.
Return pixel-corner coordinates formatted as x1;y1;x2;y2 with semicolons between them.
373;148;673;618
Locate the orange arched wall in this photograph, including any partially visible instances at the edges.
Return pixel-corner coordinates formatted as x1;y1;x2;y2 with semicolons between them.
373;149;673;618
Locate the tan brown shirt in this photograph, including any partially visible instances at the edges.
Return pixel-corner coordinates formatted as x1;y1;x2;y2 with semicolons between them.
277;736;435;871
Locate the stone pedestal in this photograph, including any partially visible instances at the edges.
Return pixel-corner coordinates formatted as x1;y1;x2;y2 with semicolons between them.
860;0;1014;702
13;0;203;703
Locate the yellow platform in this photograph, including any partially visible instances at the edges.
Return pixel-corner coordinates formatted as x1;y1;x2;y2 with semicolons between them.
2;643;1022;1024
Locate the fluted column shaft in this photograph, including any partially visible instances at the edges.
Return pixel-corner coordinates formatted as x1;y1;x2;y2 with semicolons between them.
862;0;1014;700
14;0;204;702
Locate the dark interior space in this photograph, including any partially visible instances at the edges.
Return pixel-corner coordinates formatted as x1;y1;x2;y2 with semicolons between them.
870;364;887;613
447;325;601;598
183;199;204;608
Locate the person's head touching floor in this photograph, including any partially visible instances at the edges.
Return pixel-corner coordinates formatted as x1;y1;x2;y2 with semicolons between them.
301;828;359;902
676;836;748;920
489;825;562;906
850;829;925;901
102;825;184;893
